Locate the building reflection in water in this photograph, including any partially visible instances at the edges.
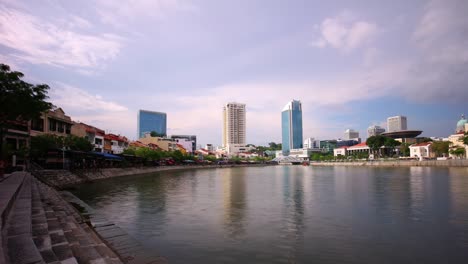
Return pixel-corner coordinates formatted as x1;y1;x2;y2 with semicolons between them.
222;168;247;239
279;166;305;261
449;167;468;249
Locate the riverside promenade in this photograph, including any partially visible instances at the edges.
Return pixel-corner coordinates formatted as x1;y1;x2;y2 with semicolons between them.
0;172;166;264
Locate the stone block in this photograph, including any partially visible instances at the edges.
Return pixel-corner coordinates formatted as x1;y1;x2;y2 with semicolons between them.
50;233;67;245
40;249;58;263
33;235;52;251
52;244;73;261
7;234;43;264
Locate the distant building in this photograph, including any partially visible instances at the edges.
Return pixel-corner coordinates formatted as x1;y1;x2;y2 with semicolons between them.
137;110;167;138
304;138;320;149
282;100;303;155
71;122;105;153
344;129;359;140
222;102;246;147
387;115;407;132
138;134;177;152
30;108;73;137
367;125;385;137
205;144;214;151
456;114;467;133
448;114;468;159
104;134;129;154
171;135;197;153
173;138;194;154
410;142;434;159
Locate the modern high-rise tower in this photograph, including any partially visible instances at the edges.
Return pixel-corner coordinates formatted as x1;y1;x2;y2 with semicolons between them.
367;125;386;137
137;110;167;138
344;129;359;140
282;100;303;155
387;115;407;132
222;103;246;147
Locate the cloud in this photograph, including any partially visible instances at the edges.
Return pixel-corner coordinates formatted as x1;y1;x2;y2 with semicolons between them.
0;6;124;70
311;11;378;52
49;83;136;138
95;0;196;28
403;0;468;101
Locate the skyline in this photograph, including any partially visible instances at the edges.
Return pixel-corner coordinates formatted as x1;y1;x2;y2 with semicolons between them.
1;0;467;146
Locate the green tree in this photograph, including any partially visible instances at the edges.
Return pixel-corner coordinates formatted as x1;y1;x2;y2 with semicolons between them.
450;147;465;158
432;141;450;157
0;64;53;162
64;135;93;152
461;133;468;146
366;135;386;157
383;137;401;157
400;143;411;157
150;131;166;137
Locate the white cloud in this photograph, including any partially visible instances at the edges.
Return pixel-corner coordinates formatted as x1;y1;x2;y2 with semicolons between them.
0;6;124;70
49;83;136;138
95;0;196;28
311;11;378;52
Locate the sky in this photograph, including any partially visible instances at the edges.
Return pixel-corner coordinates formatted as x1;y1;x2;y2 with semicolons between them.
1;0;467;146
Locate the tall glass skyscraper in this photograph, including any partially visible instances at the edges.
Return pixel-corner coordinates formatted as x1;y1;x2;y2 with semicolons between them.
137;110;167;138
282;100;303;155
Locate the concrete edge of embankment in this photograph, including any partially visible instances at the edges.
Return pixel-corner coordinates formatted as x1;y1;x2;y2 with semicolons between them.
310;159;468;167
61;191;168;264
51;164;273;189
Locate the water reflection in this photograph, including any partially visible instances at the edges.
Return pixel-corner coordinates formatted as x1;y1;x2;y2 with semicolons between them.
72;166;468;264
222;168;247;239
279;167;305;262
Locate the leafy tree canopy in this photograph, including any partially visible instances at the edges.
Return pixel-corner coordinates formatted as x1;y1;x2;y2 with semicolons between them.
150;131;166;137
0;64;53;124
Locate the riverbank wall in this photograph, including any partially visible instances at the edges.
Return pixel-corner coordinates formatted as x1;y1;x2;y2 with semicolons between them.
311;159;468;167
36;164;271;189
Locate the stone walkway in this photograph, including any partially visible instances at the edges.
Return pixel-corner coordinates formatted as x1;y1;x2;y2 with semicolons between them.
2;172;123;264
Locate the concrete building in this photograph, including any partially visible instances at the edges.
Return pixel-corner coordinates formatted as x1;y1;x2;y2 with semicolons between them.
104;134;129;154
137;110;167;138
138;134;177;152
448;114;468;159
387;115;407;132
282;100;303;155
333;146;347;157
367;125;385;137
303;138;320;149
410;142;434;159
30;108;73;137
173;138;194;154
170;135;196;153
344;129;359;140
71;122;105;153
222;103;246;147
205;144;214;151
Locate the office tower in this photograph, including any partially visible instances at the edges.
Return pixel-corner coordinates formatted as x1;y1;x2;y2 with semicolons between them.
367;125;386;137
387;116;407;132
282;100;303;154
137;110;167;138
222;103;246;147
344;129;359;140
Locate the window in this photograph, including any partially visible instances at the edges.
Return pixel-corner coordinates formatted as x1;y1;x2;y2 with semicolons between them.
31;118;44;131
49;119;57;131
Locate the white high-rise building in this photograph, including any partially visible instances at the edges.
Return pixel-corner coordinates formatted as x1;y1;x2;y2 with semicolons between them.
387;116;407;132
222;102;246;147
367;125;386;137
344;129;359;140
304;138;320;149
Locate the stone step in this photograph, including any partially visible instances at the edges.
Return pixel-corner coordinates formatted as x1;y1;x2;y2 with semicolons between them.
6;174;43;264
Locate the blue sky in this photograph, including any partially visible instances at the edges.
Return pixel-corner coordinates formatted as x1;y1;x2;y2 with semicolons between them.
1;0;467;146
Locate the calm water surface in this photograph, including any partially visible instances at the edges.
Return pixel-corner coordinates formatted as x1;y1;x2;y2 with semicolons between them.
72;166;468;263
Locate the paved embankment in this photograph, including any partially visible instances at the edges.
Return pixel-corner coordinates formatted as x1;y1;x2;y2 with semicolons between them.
37;164;271;189
0;172;165;264
311;159;468;167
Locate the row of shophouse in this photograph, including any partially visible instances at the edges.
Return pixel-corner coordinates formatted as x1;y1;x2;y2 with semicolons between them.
4;107;192;160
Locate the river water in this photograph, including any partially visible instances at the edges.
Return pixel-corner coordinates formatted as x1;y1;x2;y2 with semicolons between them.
72;166;468;263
